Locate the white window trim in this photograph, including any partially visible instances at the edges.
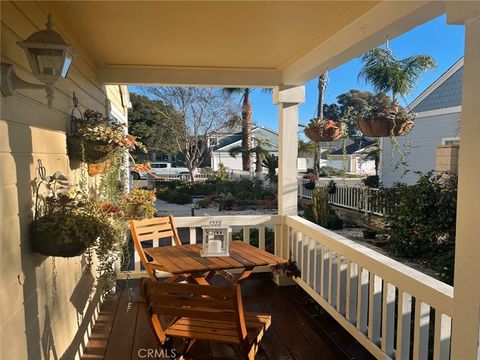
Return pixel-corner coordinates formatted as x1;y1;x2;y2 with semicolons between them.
441;137;460;145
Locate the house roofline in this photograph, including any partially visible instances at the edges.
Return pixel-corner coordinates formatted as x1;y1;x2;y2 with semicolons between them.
407;57;464;112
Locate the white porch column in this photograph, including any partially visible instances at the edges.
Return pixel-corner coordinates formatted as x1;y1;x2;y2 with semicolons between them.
448;5;480;359
273;85;305;260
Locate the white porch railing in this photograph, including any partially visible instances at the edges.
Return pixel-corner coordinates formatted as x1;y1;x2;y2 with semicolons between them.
118;214;454;359
298;180;384;216
285;215;454;360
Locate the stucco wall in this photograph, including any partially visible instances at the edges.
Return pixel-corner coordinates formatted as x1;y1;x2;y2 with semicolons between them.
381;111;460;186
1;2;128;359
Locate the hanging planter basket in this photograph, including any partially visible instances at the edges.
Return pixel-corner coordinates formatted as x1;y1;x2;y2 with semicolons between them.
87;161;109;177
356;116;414;137
356;101;414;137
67;135;117;164
30;215;98;257
304;121;344;142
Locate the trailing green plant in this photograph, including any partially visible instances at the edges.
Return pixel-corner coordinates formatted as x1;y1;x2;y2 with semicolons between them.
379;171;457;284
30;163;125;294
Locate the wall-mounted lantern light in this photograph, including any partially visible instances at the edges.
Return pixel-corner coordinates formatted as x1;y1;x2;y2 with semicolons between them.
1;15;77;108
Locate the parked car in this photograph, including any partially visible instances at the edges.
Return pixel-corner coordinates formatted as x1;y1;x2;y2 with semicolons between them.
130;162;192;180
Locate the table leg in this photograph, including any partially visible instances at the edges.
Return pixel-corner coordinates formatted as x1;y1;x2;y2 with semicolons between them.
234;267;254;284
190;272;211;285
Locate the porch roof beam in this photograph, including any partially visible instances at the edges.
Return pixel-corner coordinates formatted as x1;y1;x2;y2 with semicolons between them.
97;66;281;88
281;0;446;85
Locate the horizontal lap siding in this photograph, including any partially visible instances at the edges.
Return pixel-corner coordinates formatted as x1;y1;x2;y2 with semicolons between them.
0;2;121;359
381;112;460;186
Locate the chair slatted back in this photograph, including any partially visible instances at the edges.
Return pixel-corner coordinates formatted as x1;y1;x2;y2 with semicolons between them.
129;216;182;280
141;279;248;344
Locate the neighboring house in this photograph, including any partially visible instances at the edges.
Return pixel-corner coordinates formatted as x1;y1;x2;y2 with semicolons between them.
209;126;312;173
381;57;463;186
326;139;376;175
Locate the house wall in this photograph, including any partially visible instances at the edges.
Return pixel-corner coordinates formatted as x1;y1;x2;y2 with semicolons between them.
0;2;128;359
381;111;461;186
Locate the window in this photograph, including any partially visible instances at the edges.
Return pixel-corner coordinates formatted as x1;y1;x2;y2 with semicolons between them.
441;137;460;145
209;137;217;147
152;163;168;169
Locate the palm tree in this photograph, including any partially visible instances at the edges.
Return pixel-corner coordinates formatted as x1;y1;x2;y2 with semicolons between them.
362;141;381;176
223;88;253;171
314;73;328;173
262;153;278;184
229;138;271;173
358;48;436;102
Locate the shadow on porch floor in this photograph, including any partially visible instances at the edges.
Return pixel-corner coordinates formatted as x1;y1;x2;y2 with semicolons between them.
81;274;373;360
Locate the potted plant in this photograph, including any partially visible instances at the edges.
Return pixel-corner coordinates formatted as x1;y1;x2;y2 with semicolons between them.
304;119;345;142
67;109;145;165
122;189;156;219
30;170;108;257
356;98;414;137
357;47;436;137
303;173;318;190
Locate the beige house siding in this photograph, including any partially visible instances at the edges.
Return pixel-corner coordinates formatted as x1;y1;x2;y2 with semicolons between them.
1;2;128;359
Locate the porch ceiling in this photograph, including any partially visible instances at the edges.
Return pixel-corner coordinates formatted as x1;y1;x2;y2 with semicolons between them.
44;0;444;86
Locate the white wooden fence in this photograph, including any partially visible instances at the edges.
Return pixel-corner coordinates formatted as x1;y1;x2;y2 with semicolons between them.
118;213;455;359
298;179;384;216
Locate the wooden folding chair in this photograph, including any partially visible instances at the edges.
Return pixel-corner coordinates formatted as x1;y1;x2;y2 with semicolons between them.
129;215;183;281
140;278;271;360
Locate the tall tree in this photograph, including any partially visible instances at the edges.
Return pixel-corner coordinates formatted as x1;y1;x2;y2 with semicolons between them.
223;88;253;172
128;93;179;161
314;73;329;173
358;48;436;101
146;87;237;182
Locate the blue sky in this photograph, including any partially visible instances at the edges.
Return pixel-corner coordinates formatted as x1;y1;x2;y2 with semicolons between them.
130;15;464;132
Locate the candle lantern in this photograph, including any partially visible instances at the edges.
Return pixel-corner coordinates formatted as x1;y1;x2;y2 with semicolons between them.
201;220;230;257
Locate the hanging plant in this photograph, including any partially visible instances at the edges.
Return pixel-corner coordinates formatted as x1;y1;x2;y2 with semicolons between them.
67;108;145;164
30;162;113;258
357;46;436;138
356;98;414;137
304;119;345;142
87;160;110;177
30;160;128;295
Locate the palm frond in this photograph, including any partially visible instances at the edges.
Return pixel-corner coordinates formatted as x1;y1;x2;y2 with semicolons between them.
228;146;249;158
358;48;436;98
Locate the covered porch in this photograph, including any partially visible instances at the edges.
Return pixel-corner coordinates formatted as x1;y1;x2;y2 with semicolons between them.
2;1;480;359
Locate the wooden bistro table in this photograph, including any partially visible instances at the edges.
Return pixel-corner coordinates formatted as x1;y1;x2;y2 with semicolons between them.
143;241;287;285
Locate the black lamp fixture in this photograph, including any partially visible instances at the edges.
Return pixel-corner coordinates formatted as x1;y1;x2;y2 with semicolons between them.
1;14;77;108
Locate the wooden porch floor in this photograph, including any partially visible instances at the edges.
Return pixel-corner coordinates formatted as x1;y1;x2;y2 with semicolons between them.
82;274;373;360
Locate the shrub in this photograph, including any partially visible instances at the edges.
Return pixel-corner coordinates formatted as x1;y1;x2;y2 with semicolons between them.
311;187;343;230
318;166;347;177
166;191;192;205
380;171;457;284
362;175;379;188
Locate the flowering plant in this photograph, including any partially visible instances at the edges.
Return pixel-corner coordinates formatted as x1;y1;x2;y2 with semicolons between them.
75;109;146;152
304;118;345;142
68;109;146;164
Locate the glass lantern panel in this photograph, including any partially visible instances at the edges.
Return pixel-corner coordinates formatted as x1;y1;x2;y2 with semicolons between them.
61;53;73;78
30;48;64;76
